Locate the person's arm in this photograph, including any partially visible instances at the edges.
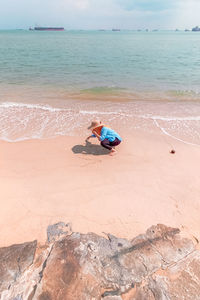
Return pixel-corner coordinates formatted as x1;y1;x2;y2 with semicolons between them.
86;134;96;141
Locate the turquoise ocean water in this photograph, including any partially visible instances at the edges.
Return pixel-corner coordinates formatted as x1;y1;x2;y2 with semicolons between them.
0;30;200;143
1;30;200;97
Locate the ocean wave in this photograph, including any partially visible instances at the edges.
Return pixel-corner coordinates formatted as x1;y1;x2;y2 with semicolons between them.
79;110;121;115
168;89;200;96
0;101;200;146
140;114;200;121
153;119;200;147
0;102;125;116
0;102;71;112
2;102;199;121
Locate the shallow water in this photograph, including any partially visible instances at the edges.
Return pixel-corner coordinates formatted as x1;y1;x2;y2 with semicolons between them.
1;100;200;147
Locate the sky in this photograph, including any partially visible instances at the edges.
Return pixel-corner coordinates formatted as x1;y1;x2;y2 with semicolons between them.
0;0;200;30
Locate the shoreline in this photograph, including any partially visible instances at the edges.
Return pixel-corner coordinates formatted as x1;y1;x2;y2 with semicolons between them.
0;99;200;146
0;129;200;247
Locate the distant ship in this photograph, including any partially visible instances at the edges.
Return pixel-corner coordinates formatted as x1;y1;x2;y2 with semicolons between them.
192;26;200;32
112;29;120;32
29;27;64;31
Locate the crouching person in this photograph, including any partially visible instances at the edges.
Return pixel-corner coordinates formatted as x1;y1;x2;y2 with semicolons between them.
86;120;122;155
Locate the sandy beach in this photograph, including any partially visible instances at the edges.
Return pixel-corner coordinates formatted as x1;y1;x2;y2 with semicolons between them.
0;128;200;247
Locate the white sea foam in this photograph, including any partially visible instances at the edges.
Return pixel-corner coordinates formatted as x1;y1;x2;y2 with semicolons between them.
153;119;200;147
79;110;119;115
0;101;200;146
140;114;200;121
79;110;133;118
0;102;126;116
0;102;71;112
0;135;47;143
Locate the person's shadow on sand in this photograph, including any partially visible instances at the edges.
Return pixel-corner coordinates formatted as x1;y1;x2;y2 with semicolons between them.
72;140;109;156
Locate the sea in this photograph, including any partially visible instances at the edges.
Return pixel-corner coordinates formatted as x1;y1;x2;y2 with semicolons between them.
0;29;200;145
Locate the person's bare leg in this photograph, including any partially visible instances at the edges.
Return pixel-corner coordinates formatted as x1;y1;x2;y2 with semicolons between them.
109;148;117;156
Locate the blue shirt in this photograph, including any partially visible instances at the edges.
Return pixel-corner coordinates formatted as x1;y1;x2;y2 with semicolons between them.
92;126;122;142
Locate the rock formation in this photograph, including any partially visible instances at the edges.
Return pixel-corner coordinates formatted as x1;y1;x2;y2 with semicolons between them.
0;223;200;299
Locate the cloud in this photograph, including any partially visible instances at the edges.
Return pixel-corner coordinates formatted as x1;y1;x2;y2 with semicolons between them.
0;0;199;29
115;0;176;12
172;0;200;28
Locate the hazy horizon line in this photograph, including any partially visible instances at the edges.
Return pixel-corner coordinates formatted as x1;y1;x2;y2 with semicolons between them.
0;27;198;31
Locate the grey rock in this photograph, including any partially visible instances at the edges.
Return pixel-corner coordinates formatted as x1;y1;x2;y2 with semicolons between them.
47;222;72;243
0;224;200;300
0;240;37;295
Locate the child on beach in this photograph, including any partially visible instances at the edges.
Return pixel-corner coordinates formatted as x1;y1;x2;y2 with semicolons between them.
86;120;122;155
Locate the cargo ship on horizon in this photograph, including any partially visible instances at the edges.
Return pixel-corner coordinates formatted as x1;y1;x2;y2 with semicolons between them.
29;27;64;31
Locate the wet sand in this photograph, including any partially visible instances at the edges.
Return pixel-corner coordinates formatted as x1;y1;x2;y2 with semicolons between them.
0;129;200;247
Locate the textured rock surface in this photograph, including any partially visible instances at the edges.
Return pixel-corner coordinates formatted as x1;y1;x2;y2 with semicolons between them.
0;240;37;293
0;224;200;300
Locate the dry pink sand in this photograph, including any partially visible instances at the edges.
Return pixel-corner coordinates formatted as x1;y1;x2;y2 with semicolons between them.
0;130;200;247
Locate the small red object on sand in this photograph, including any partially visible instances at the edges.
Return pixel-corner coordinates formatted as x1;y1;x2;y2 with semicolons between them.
170;149;176;154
